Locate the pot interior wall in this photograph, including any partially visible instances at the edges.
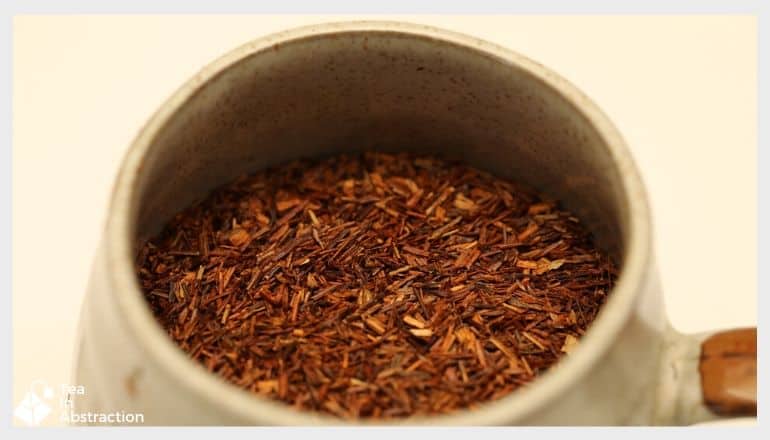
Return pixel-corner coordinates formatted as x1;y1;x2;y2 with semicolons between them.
132;30;628;264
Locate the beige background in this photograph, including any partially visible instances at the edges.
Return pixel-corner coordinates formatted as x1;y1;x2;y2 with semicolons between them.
12;15;757;426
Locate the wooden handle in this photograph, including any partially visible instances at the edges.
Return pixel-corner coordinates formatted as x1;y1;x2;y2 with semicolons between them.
699;328;756;417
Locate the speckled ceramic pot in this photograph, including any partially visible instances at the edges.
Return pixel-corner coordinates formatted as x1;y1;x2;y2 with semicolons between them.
74;21;756;425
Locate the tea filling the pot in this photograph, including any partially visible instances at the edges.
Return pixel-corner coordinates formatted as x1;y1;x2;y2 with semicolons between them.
135;152;617;418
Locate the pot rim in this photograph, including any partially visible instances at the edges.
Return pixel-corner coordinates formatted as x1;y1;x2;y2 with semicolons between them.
104;20;653;425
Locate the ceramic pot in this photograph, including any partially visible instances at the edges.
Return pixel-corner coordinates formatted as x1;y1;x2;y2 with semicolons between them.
75;21;756;425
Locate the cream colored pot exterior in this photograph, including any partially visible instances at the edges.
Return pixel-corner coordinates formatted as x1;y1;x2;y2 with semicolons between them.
75;21;724;425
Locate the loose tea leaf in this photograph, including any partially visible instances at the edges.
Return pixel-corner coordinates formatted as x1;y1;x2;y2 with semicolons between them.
136;152;617;419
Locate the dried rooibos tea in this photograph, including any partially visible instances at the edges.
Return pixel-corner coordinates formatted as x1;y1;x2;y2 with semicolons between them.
136;152;617;419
